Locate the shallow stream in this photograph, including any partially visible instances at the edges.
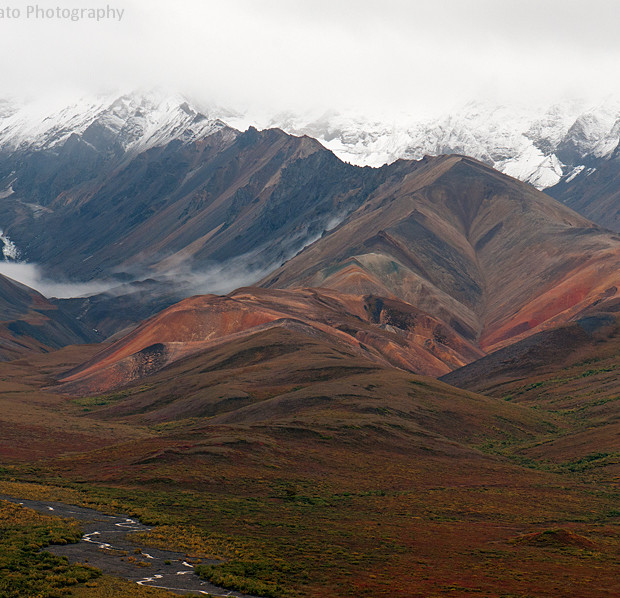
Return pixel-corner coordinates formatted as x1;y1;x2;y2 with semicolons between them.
1;495;257;597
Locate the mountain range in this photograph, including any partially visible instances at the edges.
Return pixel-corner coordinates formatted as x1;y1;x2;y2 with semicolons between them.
258;99;620;188
1;93;619;259
0;90;618;598
266;100;620;234
0;91;617;365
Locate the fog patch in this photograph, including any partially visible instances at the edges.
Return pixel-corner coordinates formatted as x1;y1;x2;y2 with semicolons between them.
156;253;280;298
0;215;344;301
156;220;344;296
0;253;278;303
0;262;116;298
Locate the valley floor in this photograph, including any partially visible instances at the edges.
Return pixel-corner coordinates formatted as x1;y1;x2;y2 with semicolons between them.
0;337;618;598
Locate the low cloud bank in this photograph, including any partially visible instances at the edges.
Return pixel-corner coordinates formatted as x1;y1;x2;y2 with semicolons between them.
0;222;326;301
0;255;274;301
0;262;116;298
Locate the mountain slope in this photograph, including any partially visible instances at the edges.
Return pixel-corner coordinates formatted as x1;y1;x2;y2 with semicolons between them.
58;325;551;455
50;154;620;390
0;94;618;374
262;100;620;190
0;91;226;155
0;119;383;283
547;146;620;232
2;92;619;286
261;155;620;352
0;92;232;224
442;312;620;481
0;274;98;360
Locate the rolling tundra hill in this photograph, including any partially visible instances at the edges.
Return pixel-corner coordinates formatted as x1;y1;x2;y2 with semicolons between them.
3;307;619;598
51;315;549;455
442;311;620;482
4;292;616;598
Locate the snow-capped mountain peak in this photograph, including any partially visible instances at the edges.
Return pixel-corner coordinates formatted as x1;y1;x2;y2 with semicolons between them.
0;89;231;156
258;98;620;190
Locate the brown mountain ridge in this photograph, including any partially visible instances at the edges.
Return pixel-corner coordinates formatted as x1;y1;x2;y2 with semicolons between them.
262;154;620;352
55;286;484;395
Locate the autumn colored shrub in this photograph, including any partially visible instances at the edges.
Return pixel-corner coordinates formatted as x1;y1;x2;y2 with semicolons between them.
0;500;100;598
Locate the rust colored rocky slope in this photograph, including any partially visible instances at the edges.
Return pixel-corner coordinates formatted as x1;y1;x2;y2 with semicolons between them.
55;287;484;395
54;155;620;394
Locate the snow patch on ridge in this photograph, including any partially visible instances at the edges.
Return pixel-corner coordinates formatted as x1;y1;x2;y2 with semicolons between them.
564;165;585;183
0;230;19;261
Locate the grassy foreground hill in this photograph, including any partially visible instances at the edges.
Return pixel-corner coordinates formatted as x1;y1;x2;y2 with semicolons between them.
443;311;620;484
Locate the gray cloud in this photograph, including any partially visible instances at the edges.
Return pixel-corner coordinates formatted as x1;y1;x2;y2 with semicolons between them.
1;0;619;116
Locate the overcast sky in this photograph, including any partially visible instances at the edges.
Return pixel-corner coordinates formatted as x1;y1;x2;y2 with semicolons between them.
2;0;620;116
